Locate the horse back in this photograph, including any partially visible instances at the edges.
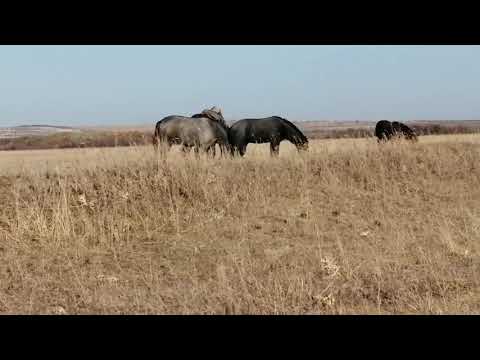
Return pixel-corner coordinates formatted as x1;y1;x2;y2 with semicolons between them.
230;116;305;144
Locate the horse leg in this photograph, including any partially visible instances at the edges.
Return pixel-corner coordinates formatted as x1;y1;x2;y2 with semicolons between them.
193;145;201;158
181;145;191;155
222;144;233;158
219;143;227;157
270;141;280;157
230;142;244;157
152;136;160;152
238;145;247;157
207;144;216;158
154;138;171;156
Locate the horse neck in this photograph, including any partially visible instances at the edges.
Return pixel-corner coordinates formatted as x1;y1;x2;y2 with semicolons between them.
211;118;229;132
291;136;307;149
283;122;306;146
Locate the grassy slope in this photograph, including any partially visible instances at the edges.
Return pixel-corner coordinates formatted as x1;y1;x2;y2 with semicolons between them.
0;135;479;314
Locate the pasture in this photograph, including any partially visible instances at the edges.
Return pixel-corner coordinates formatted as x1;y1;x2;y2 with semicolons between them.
0;134;479;314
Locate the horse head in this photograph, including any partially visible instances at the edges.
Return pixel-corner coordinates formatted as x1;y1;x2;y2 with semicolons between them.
192;106;228;129
297;140;309;152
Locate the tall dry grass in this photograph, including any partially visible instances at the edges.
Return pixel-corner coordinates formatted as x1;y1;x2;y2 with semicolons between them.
0;134;479;314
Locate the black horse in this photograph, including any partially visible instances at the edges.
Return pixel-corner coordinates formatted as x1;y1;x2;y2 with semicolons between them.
392;121;417;141
228;116;309;156
375;120;417;142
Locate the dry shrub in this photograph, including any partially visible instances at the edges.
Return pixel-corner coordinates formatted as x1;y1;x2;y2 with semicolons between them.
411;124;480;136
0;131;150;151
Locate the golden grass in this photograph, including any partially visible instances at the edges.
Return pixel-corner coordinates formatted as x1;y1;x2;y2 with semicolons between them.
0;134;479;314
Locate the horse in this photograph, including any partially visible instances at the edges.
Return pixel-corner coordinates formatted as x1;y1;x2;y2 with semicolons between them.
152;106;230;156
228;116;309;157
375;120;417;142
392;121;418;141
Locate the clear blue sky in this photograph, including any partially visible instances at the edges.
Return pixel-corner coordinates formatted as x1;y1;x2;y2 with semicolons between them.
1;45;480;127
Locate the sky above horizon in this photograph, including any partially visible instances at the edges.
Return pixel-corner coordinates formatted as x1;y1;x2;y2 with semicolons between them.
1;45;480;127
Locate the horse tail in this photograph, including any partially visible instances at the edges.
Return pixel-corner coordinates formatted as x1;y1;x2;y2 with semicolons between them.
216;126;231;156
153;117;168;149
152;122;158;148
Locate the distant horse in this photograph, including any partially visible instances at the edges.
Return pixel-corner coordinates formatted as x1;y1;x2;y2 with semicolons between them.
153;106;230;156
228;116;309;156
375;120;417;142
392;121;418;141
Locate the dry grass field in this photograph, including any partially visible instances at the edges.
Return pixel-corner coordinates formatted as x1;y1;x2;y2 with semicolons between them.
0;134;479;314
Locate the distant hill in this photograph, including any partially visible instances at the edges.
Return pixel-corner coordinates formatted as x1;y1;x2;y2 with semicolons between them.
15;124;75;129
0;125;81;139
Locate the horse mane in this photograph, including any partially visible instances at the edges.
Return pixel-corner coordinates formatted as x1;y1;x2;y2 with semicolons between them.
273;116;308;143
192;110;229;130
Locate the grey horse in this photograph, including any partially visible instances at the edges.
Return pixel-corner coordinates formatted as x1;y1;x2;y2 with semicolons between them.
152;106;230;156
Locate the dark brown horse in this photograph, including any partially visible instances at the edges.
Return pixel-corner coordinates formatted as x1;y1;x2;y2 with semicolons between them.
375;120;418;142
228;116;308;156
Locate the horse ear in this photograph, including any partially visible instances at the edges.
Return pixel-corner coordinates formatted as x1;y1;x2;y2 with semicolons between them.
210;106;222;114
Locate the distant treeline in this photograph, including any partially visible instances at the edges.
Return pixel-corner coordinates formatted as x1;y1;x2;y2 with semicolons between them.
305;123;480;140
1;123;479;151
411;124;480;136
0;131;151;151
